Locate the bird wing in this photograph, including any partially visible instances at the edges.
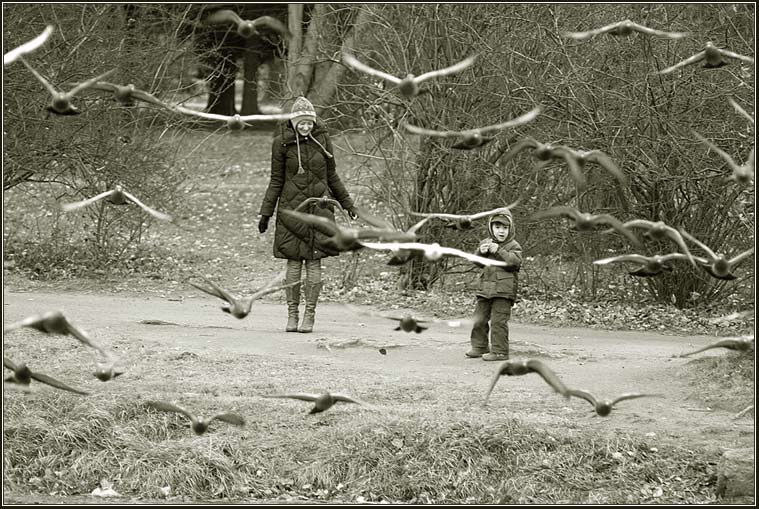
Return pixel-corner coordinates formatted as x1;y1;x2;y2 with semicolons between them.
331;393;365;405
209;412;245;426
402;122;456;138
352;205;396;230
526;360;570;398
251;16;292;38
4;25;54;66
729;247;755;266
173;105;229;121
63;319;108;356
120;190;172;221
678;229;718;260
530;206;580;222
469;200;523;220
67;69;117;97
693;131;739;171
716;48;755;64
342;51;400;84
3;356;19;371
484;361;510;403
660;230;697;266
408;211;467;220
74;81;120;94
658;252;692;264
609;393;662;406
566;388;598;406
405;216;431;236
657;51;706;74
131;88;172;108
262;392;319;402
498;136;541;164
593;254;649;266
247;281;298;302
562;21;622;40
19;56;59;95
620;219;656;231
146;400;194;420
191;276;238;306
551;148;587;188
438;246;509;267
238;113;295;122
593;214;643;249
630;23;688;39
61;190;116;212
470;106;542;135
29;370;90;395
414;54;477;83
207;9;243;26
280;209;340;236
585;151;627;185
728;97;754;124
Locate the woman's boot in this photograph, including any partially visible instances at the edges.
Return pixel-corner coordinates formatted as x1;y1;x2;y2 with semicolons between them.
298;282;322;333
285;260;302;332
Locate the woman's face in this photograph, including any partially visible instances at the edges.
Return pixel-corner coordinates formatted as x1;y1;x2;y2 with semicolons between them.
296;120;314;136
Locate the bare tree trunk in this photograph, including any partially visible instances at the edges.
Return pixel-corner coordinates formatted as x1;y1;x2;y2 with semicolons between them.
241;49;260;115
286;3;305;99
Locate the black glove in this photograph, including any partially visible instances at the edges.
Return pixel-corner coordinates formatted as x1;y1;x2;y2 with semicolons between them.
347;207;359;221
258;215;270;233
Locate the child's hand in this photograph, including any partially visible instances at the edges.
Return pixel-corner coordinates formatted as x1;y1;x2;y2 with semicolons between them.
488;243;499;254
479;243;490;255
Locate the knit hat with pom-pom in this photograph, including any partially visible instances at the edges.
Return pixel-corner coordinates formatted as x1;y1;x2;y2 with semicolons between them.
290;96;316;127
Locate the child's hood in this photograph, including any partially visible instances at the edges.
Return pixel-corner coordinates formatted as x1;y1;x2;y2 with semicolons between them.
488;209;515;244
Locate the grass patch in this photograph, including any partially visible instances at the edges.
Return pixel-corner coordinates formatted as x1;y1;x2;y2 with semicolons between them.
680;349;755;413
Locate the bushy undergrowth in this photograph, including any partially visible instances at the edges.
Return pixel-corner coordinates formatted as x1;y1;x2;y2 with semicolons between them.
3;395;721;504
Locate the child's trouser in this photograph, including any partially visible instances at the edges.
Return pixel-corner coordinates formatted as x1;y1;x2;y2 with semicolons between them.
470;296;513;355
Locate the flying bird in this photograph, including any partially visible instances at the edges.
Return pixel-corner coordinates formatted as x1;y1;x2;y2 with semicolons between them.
72;81;173;109
360;241;512;268
146;401;245;435
567;389;663;416
401;106;542;150
562;19;688;41
345;304;472;333
61;185;172;221
658;41;755;75
4;357;89;395
4;25;54;66
19;57;116;115
593;253;693;278
280;209;416;252
498;136;561;164
342;50;477;98
173;106;293;130
679;337;754;357
294;197;342;212
206;10;291;40
261;391;366;414
409;200;521;231
548;145;628;189
529;206;642;250
613;220;698;266
4;310;94;345
679;230;754;280
484;359;570;404
693;131;754;186
190;271;296;319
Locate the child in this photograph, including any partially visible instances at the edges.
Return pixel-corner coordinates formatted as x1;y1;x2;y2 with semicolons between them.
466;209;522;361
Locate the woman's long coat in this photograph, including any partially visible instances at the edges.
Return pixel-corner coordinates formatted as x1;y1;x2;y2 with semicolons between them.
259;120;354;260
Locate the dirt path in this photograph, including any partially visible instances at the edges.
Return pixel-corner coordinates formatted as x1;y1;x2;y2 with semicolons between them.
3;290;753;453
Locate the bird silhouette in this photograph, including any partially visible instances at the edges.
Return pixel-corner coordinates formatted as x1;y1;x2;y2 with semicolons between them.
548;145;628;189
401;106;542;150
613;220;698;266
679;230;754;280
693;131;754;186
294;197;342;212
146;401;245;435
190;271;297;319
342;50;477;98
261;391;366;414
345;304;472;333
359;241;512;268
4;25;54;66
499;136;561;164
4;357;89;395
207;10;291;40
173;106;293;130
593;253;692;278
658;41;755;74
484;359;570;404
562;19;688;40
61;185;172;221
567;389;662;416
4;310;94;345
280;209;416;252
530;206;642;250
73;81;173;109
409;200;521;231
679;337;754;357
19;57;116;115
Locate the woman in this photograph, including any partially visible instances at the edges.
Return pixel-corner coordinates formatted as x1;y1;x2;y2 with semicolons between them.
258;96;358;333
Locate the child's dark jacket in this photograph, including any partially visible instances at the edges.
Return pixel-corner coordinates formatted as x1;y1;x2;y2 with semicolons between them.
473;210;522;301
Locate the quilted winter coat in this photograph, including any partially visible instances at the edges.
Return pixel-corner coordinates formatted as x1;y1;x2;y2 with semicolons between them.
259;119;355;260
474;210;522;301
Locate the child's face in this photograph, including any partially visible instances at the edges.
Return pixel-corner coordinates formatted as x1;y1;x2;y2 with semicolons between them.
296;120;314;136
492;222;509;242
